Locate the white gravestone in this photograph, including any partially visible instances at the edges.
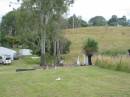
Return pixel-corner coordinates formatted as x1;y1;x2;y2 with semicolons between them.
76;56;80;66
83;55;88;65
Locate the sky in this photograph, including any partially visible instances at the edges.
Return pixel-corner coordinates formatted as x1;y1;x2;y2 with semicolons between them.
0;0;21;21
0;0;130;21
69;0;130;21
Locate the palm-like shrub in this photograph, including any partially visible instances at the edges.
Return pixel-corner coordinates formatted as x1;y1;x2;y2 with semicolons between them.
83;38;98;65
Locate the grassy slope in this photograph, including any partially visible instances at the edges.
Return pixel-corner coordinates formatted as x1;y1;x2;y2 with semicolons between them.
0;66;130;97
0;27;130;97
64;27;130;64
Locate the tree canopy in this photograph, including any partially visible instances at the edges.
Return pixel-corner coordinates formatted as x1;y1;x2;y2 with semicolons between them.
108;15;128;26
88;16;107;26
67;15;88;28
20;0;74;66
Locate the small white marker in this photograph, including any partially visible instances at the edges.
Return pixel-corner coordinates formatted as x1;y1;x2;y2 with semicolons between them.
56;77;62;81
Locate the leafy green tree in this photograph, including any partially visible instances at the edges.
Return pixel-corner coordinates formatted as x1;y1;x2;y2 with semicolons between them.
118;16;128;26
108;15;118;26
0;11;20;47
0;11;16;36
83;38;98;65
20;0;73;67
1;36;20;48
108;15;128;26
88;16;107;26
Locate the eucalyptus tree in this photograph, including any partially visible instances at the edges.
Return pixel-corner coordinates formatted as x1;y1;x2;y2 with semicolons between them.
20;0;74;67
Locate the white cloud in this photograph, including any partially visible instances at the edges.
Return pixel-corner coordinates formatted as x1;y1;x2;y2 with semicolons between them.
0;0;21;18
0;0;12;16
69;0;130;20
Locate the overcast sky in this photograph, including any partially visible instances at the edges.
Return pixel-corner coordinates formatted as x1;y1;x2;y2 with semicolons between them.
69;0;130;21
0;0;130;21
0;0;20;21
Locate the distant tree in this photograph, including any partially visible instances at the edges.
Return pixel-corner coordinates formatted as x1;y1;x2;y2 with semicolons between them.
83;38;98;65
108;15;118;26
88;16;107;26
128;19;130;26
118;16;128;26
0;11;20;47
0;11;16;36
108;15;128;26
67;15;88;28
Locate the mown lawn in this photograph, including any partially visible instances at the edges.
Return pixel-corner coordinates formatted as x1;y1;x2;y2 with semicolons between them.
0;66;130;97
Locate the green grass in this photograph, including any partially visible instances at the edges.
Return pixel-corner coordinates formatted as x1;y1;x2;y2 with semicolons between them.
0;66;130;97
95;55;130;73
64;27;130;64
0;27;130;97
0;56;40;72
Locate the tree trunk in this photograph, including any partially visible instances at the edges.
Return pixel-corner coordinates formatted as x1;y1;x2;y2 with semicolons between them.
40;14;48;68
88;55;92;65
40;31;46;68
57;40;60;65
53;40;57;66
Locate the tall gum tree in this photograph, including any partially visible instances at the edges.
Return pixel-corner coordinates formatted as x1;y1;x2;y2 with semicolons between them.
21;0;74;68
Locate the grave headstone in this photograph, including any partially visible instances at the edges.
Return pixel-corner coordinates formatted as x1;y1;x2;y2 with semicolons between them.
76;56;80;66
83;54;88;65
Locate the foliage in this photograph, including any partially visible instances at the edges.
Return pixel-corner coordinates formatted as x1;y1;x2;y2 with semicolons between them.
0;11;16;36
118;16;128;26
20;0;74;66
0;35;20;48
67;15;88;28
83;38;98;55
108;15;118;26
60;37;71;54
0;0;74;65
88;16;107;26
22;33;71;55
108;15;128;26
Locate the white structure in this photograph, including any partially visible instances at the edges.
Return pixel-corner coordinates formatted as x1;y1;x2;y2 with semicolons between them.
18;49;32;56
76;56;80;66
83;54;88;65
0;47;16;60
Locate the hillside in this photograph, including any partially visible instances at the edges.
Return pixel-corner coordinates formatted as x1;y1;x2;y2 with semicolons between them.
0;27;130;97
64;27;130;64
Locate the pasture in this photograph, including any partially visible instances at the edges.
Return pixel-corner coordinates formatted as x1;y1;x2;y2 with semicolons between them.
0;27;130;97
64;27;130;64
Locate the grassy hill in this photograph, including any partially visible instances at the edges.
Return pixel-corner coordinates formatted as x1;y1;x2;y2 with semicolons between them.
0;27;130;97
0;66;130;97
64;27;130;64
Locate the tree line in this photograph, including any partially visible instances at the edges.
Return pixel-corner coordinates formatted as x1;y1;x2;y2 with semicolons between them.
65;15;130;28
